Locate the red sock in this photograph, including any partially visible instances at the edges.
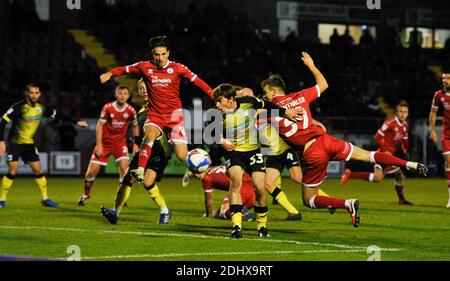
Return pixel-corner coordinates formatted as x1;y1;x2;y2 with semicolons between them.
350;172;371;181
373;152;408;167
84;179;94;196
311;196;346;209
138;143;153;170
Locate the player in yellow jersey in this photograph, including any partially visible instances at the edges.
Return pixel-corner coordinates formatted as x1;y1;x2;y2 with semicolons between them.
0;84;87;208
213;83;302;238
238;87;331;220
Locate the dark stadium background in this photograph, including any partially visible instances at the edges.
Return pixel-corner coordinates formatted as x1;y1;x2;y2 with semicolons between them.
0;0;448;176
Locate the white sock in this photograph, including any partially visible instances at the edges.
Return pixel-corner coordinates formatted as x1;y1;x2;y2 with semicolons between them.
369;173;375;182
344;200;351;209
161;207;169;214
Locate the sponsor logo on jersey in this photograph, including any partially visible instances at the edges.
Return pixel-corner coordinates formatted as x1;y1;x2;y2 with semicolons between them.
151;76;172;86
111;120;126;127
148;69;153;74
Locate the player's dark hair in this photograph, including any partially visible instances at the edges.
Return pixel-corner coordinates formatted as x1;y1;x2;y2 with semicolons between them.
116;85;130;93
212;83;238;103
260;74;286;92
149;35;170;50
25;83;40;92
396;100;409;109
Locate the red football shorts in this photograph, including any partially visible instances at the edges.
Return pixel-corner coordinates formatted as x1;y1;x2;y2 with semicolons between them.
442;136;450;156
90;143;129;166
144;109;187;144
302;134;353;188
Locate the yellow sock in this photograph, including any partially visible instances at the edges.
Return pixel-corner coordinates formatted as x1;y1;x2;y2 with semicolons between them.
276;176;282;189
275;190;299;214
147;185;168;212
0;176;14;201
231;212;242;229
114;184;132;215
254;206;268;229
318;188;330;197
35;176;48;200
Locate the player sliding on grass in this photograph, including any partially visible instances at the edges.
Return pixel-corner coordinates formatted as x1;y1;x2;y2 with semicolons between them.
100;79;172;224
0;84;88;208
193;166;255;220
78;85;139;206
261;52;428;227
213;83;303;238
429;72;450;208
100;35;212;184
341;100;414;205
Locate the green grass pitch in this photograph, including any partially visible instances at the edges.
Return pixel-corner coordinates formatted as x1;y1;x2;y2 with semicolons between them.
0;176;449;261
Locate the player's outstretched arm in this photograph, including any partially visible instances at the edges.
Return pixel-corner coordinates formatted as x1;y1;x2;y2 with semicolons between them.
100;71;113;84
301;52;329;94
101;62;144;84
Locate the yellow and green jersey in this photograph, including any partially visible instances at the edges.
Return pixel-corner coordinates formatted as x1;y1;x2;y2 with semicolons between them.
257;117;291;156
223;96;287;152
0;100;60;144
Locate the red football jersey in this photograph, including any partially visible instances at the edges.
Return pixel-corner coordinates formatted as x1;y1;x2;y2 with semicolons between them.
111;60;212;116
431;90;450;138
271;85;325;147
99;101;137;146
374;116;408;154
202;166;253;193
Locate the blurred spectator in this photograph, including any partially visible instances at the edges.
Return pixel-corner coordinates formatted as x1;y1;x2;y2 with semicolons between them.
409;27;423;50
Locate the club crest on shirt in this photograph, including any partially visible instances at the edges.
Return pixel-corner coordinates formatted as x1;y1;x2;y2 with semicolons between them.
123;113;129;119
167;68;174;74
38;107;43;114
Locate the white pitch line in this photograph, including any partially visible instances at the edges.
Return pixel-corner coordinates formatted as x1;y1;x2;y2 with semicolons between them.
82;249;400;260
0;225;401;252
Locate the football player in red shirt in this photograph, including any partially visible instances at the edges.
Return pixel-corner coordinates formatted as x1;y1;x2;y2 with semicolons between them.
261;52;428;227
341;101;414;205
429;72;450;208
100;36;212;183
78;85;139;205
193;166;255;219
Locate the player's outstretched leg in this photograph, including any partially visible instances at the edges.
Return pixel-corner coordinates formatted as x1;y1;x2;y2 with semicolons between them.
100;206;118;224
303;186;360;227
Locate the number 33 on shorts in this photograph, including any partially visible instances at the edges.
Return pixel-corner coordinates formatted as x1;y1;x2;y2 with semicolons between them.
250;153;264;166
